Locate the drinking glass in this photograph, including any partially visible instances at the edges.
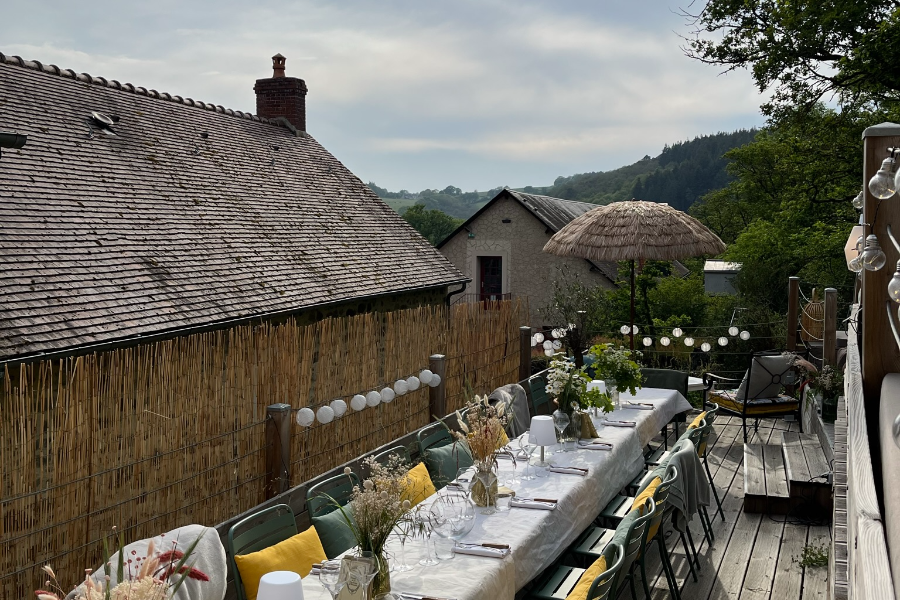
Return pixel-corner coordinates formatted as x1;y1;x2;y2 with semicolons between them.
495;492;512;512
392;513;415;572
319;560;346;600
348;560;377;600
429;501;455;560
518;435;536;480
504;450;521;486
552;410;570;452
415;505;439;566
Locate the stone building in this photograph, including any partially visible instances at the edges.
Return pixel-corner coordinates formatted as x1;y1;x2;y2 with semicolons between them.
437;189;617;326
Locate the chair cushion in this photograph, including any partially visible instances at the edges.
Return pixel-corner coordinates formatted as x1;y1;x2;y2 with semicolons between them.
711;390;799;416
735;354;795;400
610;509;639;553
632;476;662;541
688;411;707;430
424;443;473;489
565;555;608;600
234;525;327;600
401;462;437;507
312;503;358;559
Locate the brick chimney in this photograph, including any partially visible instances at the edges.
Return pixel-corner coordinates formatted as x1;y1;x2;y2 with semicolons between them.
254;54;308;132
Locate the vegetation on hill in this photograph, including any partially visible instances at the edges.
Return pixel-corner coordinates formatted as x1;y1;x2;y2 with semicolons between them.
401;204;463;246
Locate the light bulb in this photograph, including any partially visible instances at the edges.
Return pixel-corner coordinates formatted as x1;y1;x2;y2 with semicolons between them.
684;336;694;347
660;336;671;346
852;191;864;209
869;157;898;199
701;342;712;352
849;255;864;273
642;336;652;347
718;337;728;347
740;330;751;341
728;326;739;337
620;325;631;335
856;235;865;253
862;234;887;271
889;261;900;303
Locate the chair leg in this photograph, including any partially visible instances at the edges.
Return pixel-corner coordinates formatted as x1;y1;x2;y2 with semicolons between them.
640;553;652;599
686;527;701;571
629;571;638;600
742;419;748;443
704;455;725;521
699;505;715;541
679;531;698;582
658;537;682;600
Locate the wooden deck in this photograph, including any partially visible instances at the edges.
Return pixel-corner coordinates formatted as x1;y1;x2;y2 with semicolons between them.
620;415;831;600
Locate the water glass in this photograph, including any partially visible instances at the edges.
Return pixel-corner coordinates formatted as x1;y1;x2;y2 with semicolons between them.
318;560;345;600
495;492;512;512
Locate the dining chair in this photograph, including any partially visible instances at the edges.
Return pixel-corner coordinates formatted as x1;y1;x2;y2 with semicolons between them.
572;497;656;599
694;403;724;522
371;444;411;470
307;472;360;558
639;465;681;600
226;504;298;600
641;368;689;447
417;421;472;489
532;541;624;600
527;373;554;416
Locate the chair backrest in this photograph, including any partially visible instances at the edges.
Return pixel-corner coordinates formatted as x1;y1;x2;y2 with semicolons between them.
739;352;799;403
370;445;411;471
417;421;454;454
227;504;298;600
696;403;719;456
640;368;688;399
644;465;677;546
586;541;625;600
528;374;553;416
489;383;530;437
306;472;360;518
616;497;656;591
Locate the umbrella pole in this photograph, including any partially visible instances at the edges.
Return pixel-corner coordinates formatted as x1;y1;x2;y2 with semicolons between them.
630;259;635;352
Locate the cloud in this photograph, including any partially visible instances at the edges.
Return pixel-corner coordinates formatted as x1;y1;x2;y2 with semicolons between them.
0;0;767;190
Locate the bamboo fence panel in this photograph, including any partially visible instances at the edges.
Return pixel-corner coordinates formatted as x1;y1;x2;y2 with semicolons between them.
1;299;524;598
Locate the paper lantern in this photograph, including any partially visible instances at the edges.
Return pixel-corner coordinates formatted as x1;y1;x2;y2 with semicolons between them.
672;327;683;338
350;394;367;411
296;407;315;427
419;369;434;385
534;332;545;343
642;337;652;347
380;387;395;403
684;337;694;347
544;348;554;357
632;325;639;334
366;390;381;407
429;374;442;387
531;335;538;347
740;330;751;341
728;326;739;337
552;340;562;349
316;405;335;424
330;399;347;417
542;340;553;351
551;328;562;339
660;336;671;347
718;337;729;347
394;379;409;395
701;342;712;352
406;376;421;391
620;325;631;335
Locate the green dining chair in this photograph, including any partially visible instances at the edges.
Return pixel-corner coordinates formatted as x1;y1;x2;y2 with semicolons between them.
697;403;724;521
307;472;360;559
641;368;689;446
528;373;554;416
371;444;411;470
417;421;472;489
639;465;681;600
532;541;624;600
227;504;297;600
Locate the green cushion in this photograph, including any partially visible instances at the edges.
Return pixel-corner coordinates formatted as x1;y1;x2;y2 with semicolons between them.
611;509;638;549
424;443;473;489
312;504;358;559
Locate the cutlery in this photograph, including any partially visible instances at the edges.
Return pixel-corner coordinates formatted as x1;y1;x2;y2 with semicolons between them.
399;593;458;600
458;542;510;549
624;401;654;409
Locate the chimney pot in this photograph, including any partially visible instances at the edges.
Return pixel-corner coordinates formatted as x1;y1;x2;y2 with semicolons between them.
254;54;308;132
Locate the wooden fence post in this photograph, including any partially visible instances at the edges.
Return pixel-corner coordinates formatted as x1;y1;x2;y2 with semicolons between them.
265;403;292;499
519;326;532;383
429;354;447;419
787;276;800;351
824;287;838;366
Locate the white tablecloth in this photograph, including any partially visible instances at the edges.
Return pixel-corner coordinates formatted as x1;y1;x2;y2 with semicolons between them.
299;388;692;600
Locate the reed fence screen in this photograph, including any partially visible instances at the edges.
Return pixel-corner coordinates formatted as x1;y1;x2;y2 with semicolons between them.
0;299;524;597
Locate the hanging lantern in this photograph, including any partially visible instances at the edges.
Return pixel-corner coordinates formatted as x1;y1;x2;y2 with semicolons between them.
365;390;382;407
740;330;751;341
684;337;694;347
394;379;409;395
316;405;335;424
380;387;396;403
296;407;315;427
718;337;728;347
406;376;421;391
419;369;434;385
350;394;367;411
728;326;739;337
429;374;442;387
701;342;711;352
330;399;348;417
660;336;671;347
672;327;683;338
642;337;652;347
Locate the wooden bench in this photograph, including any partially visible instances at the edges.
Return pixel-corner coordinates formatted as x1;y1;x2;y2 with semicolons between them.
743;443;790;514
782;432;832;516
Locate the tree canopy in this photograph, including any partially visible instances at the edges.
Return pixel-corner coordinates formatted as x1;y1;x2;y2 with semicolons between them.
401;203;463;246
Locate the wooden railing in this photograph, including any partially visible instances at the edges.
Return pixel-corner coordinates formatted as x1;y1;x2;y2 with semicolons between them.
833;307;894;599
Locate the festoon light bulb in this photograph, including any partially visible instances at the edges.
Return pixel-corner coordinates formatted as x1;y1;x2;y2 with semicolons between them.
862;234;887;271
849;255;864;273
852;191;865;210
888;261;900;303
870;156;898;199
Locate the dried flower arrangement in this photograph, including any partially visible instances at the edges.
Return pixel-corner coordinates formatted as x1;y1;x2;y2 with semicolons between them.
453;394;509;470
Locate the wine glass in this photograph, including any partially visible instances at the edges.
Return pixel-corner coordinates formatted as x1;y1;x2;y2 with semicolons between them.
518;435;536;480
415;505;439;566
348;560;377;600
319;560;346;600
393;512;415;572
429;501;455;560
552;410;570;452
503;449;520;486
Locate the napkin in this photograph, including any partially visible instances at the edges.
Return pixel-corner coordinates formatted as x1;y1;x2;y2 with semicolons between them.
510;498;557;510
603;420;636;427
453;543;511;558
623;402;654;410
578;442;613;451
548;466;588;476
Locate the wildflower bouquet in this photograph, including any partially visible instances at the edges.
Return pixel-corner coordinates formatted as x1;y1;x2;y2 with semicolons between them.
587;343;643;396
453;395;509;469
544;353;589;415
36;528;208;600
808;364;843;400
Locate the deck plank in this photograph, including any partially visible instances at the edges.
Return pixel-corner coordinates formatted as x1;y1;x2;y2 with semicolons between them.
801;525;831;600
738;515;785;600
770;523;810;600
744;444;767;513
763;444;790;515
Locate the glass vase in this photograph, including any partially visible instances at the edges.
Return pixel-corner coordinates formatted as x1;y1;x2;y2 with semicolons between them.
564;411;581;446
470;466;498;513
822;394;838;423
360;550;391;600
607;379;620;410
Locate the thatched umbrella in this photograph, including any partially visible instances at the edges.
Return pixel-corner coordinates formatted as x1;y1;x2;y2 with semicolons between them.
543;200;726;350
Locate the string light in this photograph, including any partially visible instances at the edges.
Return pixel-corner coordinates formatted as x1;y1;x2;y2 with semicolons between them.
718;337;729;347
684;336;694;346
660;336;671;346
672;327;683;338
728;326;739;336
642;337;653;347
701;342;711;352
740;330;751;341
869;155;898;199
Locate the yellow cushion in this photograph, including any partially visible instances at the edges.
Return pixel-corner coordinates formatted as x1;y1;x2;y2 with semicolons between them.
401;462;437;507
687;411;707;430
498;429;510;448
631;476;662;541
234;526;327;600
565;555;608;600
710;391;799;416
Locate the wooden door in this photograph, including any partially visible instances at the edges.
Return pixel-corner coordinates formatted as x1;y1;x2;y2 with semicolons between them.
478;256;502;301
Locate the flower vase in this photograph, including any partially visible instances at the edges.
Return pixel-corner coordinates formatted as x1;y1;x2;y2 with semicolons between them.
361;551;392;600
822;394;838;424
607;379;620;410
564;411;582;446
470;466;498;511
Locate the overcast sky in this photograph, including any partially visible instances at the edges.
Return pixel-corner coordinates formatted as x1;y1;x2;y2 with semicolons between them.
2;0;766;192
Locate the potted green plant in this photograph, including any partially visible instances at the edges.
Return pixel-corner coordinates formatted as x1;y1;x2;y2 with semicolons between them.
586;343;643;408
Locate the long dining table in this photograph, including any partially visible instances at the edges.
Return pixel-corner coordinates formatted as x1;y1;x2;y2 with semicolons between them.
299;387;693;600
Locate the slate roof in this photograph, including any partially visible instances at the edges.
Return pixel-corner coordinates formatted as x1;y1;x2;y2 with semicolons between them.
0;53;465;361
438;188;619;282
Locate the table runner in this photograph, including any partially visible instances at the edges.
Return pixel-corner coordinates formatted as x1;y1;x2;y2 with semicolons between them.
298;388;692;600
